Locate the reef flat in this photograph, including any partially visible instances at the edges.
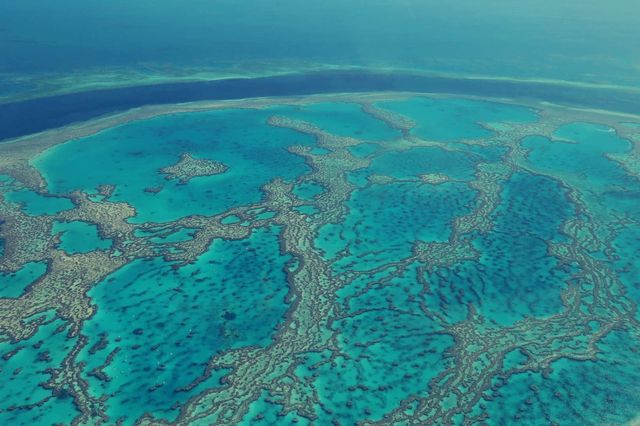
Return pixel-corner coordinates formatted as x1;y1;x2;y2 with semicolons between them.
160;154;229;184
0;92;639;425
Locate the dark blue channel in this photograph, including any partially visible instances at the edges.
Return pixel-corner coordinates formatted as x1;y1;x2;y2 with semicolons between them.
1;70;638;141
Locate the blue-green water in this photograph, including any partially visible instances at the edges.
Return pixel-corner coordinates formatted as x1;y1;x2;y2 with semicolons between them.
34;107;315;223
52;221;112;254
0;261;47;298
424;172;576;325
2;0;640;423
377;97;539;141
370;147;478;180
1;0;639;94
0;313;79;425
4;190;74;216
78;227;289;422
479;330;640;425
281;102;400;141
316;180;476;272
1;95;640;425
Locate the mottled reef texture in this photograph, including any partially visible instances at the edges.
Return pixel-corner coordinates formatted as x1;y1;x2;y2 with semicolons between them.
1;93;639;425
160;153;228;184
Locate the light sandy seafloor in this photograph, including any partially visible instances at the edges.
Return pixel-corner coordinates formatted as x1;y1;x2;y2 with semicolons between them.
1;91;640;425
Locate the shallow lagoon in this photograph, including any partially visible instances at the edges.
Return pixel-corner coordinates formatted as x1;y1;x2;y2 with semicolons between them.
34;107;316;223
1;94;640;425
78;227;289;423
0;261;47;298
52;220;113;254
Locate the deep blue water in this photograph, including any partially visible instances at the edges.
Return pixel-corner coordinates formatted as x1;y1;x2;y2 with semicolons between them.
1;70;640;142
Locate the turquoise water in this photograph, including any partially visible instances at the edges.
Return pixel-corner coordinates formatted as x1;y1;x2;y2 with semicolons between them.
377;97;539;141
424;172;576;325
316;181;476;272
525;123;632;185
0;261;47;298
52;221;112;254
292;181;325;201
478;330;640;424
279;102;400;141
0;313;79;425
34;107;315;223
613;226;640;322
4;190;74;216
1;96;640;424
522;122;640;219
2;0;640;423
370;146;478;180
78;227;290;423
301;304;454;422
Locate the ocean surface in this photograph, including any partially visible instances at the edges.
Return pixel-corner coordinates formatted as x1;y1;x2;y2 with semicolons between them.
1;1;640;425
1;0;640;101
